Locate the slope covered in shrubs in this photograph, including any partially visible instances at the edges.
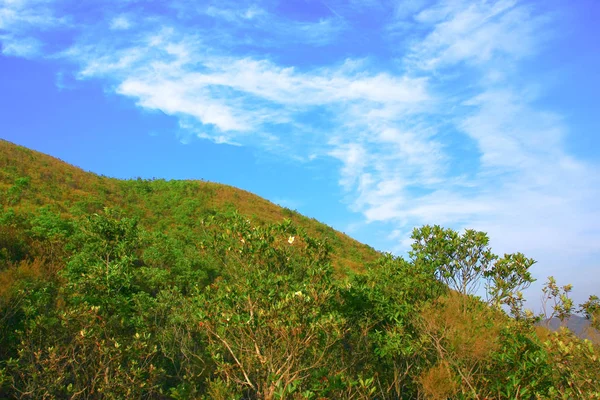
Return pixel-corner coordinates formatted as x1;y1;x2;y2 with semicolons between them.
0;139;599;399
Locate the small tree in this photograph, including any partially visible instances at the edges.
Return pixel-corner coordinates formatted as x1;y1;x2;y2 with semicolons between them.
410;225;497;297
485;252;536;317
540;276;574;327
410;225;536;318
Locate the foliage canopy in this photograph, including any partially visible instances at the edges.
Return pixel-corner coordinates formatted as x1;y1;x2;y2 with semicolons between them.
1;139;599;399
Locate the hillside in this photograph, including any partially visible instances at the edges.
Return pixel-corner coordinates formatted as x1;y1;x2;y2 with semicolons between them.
1;139;599;399
0;139;378;273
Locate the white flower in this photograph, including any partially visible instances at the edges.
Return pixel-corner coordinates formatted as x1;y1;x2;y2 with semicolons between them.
288;236;295;244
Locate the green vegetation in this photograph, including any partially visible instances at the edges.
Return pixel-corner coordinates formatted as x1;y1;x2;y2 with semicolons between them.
0;139;599;399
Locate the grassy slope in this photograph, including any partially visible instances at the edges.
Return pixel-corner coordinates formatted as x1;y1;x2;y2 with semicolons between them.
0;139;378;273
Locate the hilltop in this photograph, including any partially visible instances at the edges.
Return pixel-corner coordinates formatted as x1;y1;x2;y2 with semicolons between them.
0;139;378;273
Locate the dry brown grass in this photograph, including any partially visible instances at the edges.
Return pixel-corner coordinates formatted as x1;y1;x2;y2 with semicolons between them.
419;360;458;400
0;258;47;299
421;292;501;362
419;292;504;398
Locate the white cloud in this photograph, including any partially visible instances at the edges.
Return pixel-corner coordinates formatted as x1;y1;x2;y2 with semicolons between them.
336;0;599;305
204;5;265;21
196;2;346;47
119;78;249;132
0;35;41;57
0;0;597;305
56;23;429;137
408;0;546;69
0;0;69;55
110;15;131;30
329;142;368;189
0;0;68;30
460;88;565;173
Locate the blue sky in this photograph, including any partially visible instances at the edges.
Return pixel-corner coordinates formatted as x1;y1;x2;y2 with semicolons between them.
1;0;599;308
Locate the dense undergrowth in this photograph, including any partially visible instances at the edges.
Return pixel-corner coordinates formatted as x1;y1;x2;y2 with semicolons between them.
1;139;599;399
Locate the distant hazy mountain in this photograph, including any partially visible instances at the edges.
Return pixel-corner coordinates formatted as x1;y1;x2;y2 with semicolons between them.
541;315;596;340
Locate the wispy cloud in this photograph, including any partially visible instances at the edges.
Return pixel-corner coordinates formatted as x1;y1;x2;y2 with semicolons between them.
408;0;548;70
1;0;598;304
325;0;599;304
109;15;132;31
0;0;69;57
177;1;346;47
56;19;429;147
203;4;265;22
1;35;41;57
0;0;65;30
